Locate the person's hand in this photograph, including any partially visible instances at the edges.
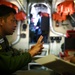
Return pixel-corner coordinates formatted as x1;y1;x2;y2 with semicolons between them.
29;35;44;57
59;52;74;62
63;55;74;62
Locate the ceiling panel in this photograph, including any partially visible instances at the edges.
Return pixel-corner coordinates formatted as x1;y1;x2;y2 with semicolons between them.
28;0;52;3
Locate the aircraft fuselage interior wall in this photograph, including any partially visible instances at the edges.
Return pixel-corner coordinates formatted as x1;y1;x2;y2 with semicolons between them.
3;0;75;75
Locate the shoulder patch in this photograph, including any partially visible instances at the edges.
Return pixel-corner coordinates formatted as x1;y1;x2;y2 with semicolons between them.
0;38;4;43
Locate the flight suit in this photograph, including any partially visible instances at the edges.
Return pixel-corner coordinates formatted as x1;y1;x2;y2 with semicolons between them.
0;35;32;74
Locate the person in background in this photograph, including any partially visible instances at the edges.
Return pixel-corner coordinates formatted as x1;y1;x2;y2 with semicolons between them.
63;55;75;64
0;5;44;74
61;53;75;75
61;43;75;64
35;11;42;42
37;11;42;28
63;56;75;75
29;14;35;43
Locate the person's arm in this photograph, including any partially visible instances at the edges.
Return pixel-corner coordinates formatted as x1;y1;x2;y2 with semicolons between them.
69;56;75;63
11;35;44;57
0;51;32;74
0;35;44;74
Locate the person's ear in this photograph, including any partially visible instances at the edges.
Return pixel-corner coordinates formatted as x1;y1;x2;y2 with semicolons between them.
0;18;2;26
0;17;5;26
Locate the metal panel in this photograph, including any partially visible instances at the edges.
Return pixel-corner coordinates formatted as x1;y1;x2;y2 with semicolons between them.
28;0;52;2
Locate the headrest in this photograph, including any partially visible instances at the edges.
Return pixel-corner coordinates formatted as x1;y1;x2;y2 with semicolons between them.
0;0;27;21
52;12;67;22
41;13;49;17
15;11;27;21
0;5;16;17
0;0;18;13
57;1;74;15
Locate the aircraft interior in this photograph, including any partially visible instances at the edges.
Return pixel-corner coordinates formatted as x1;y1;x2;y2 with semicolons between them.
0;0;75;75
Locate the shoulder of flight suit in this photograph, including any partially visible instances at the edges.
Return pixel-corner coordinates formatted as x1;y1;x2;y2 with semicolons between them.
0;36;32;74
0;52;32;74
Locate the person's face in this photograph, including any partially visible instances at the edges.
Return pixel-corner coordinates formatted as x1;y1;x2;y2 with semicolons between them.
1;13;17;35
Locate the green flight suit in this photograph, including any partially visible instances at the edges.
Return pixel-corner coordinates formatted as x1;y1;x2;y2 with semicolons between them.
0;36;32;74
